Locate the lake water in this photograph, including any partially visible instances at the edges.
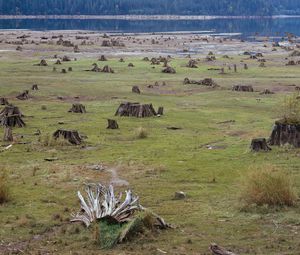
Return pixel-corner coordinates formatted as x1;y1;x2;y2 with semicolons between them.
0;17;300;40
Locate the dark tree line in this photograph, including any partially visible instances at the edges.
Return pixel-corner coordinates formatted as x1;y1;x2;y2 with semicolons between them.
0;0;298;16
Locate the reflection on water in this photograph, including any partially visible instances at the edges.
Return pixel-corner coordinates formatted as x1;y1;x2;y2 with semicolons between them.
0;18;300;39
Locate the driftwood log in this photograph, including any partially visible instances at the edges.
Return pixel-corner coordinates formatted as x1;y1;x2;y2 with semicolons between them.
0;98;9;105
107;119;119;129
250;138;271;152
132;86;141;94
68;103;86;113
53;129;82;145
0;105;25;127
16;90;30;100
269;121;300;147
232;85;254;92
3;126;13;142
209;243;237;255
115;102;157;118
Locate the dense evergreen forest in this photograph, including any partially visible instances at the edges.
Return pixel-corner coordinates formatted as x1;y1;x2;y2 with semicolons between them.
0;0;299;16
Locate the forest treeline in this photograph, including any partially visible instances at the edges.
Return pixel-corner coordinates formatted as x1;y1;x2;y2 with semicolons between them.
0;0;299;16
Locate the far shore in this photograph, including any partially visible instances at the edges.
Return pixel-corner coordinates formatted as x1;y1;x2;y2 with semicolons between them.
0;14;300;20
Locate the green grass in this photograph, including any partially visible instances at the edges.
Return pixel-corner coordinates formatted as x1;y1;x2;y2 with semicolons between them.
0;50;300;254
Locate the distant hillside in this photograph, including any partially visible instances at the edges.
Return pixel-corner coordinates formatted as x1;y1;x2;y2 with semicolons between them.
0;0;299;16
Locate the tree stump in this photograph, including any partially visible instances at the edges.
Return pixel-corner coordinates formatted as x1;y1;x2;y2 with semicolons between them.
269;121;300;147
107;119;119;129
16;90;30;100
250;138;271;152
232;85;254;92
0;105;25;127
162;66;176;74
55;59;62;65
68;103;86;113
32;84;38;90
98;55;107;61
234;64;237;72
53;129;82;145
0;98;9;105
219;68;225;74
132;86;141;94
68;67;73;72
102;65;114;73
157;107;164;115
186;59;198;68
115;102;157;118
35;59;48;66
244;63;248;70
62;56;71;62
3;126;13;142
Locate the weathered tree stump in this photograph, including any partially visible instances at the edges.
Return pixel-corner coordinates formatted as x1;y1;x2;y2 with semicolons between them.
102;65;114;73
32;84;38;90
209;243;237;255
128;63;134;67
151;58;160;65
250;138;271;152
0;105;25;127
232;85;254;92
132;86;141;94
269;121;300;147
162;66;176;74
157;107;164;115
115;102;157;118
68;103;86;113
35;59;48;66
244;63;248;70
107;119;119;129
68;67;73;72
143;57;149;61
16;90;30;100
62;55;71;62
234;64;237;72
98;55;107;61
0;98;9;105
55;59;62;65
260;89;274;95
53;129;82;145
119;58;125;62
186;59;198;68
3;126;13;142
61;69;67;73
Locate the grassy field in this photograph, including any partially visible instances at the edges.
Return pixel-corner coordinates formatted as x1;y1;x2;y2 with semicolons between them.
0;49;300;255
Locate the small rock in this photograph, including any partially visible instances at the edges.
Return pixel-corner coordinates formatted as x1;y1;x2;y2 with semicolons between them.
174;191;186;200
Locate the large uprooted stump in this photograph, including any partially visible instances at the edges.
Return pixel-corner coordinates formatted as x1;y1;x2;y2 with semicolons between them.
250;138;271;152
71;183;170;249
68;103;86;113
0;98;9;105
209;243;237;255
269;121;300;147
0;105;25;127
232;85;254;92
16;90;30;100
107;119;119;129
132;86;141;94
115;102;157;118
162;66;176;74
53;129;82;145
3;126;13;142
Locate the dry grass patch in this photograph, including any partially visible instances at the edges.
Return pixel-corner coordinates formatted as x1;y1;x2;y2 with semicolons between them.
240;164;298;207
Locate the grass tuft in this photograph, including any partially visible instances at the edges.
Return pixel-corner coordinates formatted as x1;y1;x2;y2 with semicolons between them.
135;127;148;139
240;165;298;207
0;167;10;204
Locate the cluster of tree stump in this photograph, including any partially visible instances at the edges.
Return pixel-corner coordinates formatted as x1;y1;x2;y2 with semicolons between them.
115;102;157;118
68;103;86;113
232;85;254;92
53;129;82;145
